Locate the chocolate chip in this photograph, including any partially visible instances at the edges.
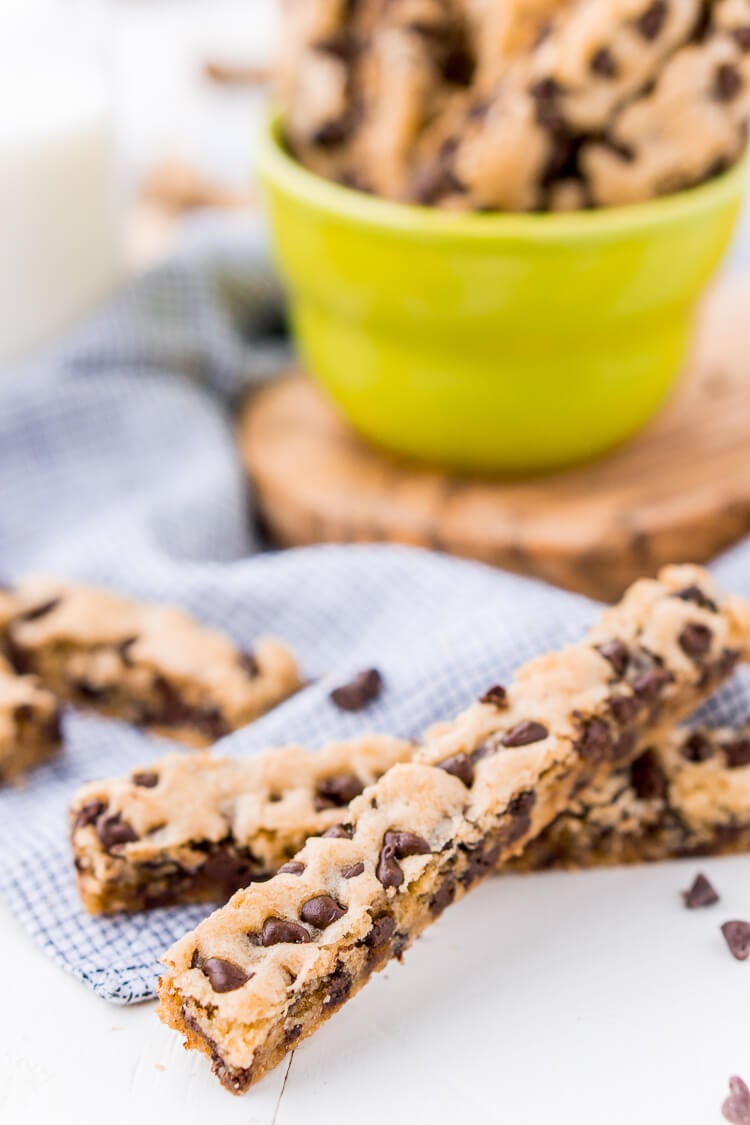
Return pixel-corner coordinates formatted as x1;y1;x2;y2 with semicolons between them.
199;845;260;892
365;914;395;948
324;968;353;1007
630;749;667;800
597;639;630;679
321;823;354;839
501;721;549;747
682;731;714;763
679;623;713;659
261;918;311;946
300;895;346;929
436;753;474;787
13;703;34;723
201;957;253;993
480;684;508;708
283;1024;303;1047
132;770;159;788
460;840;503;888
330;668;383;712
723;1076;750;1124
575;715;614;760
733;28;750;51
73;800;106;832
636;1;667;40
632;667;673;702
715;63;743;102
76;680;111;700
590;47;617;77
119;637;138;666
376;830;430;888
342;862;365;879
18;598;60;622
312;110;358;149
721;920;750;960
682;872;719;909
506;790;537;845
674;585;718;613
279;861;306;875
240;651;259;677
725;739;750;769
429;878;456;917
96;813;138;850
315;773;364;809
608;693;640;725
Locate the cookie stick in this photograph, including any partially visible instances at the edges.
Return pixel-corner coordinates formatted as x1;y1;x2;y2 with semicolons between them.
4;577;302;748
158;566;750;1095
70;737;414;915
0;657;63;784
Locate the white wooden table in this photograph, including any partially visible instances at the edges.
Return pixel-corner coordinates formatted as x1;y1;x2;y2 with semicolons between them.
3;852;749;1125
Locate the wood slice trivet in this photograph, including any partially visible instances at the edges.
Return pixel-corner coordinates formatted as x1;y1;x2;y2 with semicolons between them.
238;279;750;602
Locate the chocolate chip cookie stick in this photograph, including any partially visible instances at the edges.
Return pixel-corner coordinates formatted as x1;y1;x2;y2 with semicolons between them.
70;737;413;915
2;577;302;747
0;658;62;783
158;566;750;1095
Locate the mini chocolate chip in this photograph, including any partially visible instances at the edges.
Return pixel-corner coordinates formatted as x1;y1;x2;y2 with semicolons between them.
674;585;718;613
18;597;60;622
609;693;640;725
201;957;252;993
322;823;354;839
637;1;667;39
733;27;750;50
342;862;365;879
721;920;750;961
330;668;383;711
590;47;617;77
715;63;743;102
480;684;508;708
461;840;503;887
376;830;431;888
725;738;750;769
240;651;259;677
429;878;456;917
324;968;353;1007
97;814;138;850
315;773;364;809
682;872;719;909
261;918;311;946
300;895;347;929
365;914;395;948
279;861;306;875
119;637;138;666
630;749;667;800
679;623;713;659
501;721;549;747
723;1076;750;1124
436;753;474;787
682;731;714;762
73;800;106;831
132;770;159;788
597;639;629;679
632;667;673;702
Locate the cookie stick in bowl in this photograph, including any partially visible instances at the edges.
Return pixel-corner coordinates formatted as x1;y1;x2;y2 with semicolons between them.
3;578;302;747
157;566;750;1095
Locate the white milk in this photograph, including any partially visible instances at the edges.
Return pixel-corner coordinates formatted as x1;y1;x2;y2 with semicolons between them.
0;3;119;368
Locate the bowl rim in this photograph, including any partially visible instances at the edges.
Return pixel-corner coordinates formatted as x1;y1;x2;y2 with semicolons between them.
259;111;748;242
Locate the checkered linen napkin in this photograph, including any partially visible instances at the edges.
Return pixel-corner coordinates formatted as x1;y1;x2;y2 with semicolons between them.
1;213;750;1004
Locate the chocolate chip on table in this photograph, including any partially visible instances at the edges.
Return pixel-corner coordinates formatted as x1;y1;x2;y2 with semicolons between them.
239;652;259;678
365;914;396;949
714;64;743;103
300;895;347;929
674;585;718;613
725;739;750;769
682;731;714;763
73;800;106;831
479;684;508;708
279;861;306;875
682;872;719;909
721;920;750;960
636;0;667;40
723;1076;750;1125
678;623;713;659
132;770;159;788
436;753;474;787
342;862;365;879
17;598;60;622
315;772;364;809
96;813;138;850
201;957;253;993
376;830;431;888
597;639;629;679
501;721;549;747
330;668;383;712
590;47;617;78
261;918;311;946
322;823;354;839
629;749;668;800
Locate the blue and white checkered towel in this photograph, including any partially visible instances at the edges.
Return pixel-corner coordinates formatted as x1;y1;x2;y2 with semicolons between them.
1;211;750;1005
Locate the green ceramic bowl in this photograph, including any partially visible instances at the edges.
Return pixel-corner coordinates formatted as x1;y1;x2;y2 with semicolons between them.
259;115;747;473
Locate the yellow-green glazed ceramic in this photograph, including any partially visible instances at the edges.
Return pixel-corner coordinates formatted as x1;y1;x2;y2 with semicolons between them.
259;115;747;473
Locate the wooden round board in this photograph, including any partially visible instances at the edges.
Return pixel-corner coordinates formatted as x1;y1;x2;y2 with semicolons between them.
238;279;750;602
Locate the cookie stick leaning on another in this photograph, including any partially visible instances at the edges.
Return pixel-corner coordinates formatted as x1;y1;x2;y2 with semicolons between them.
1;578;302;748
158;566;750;1095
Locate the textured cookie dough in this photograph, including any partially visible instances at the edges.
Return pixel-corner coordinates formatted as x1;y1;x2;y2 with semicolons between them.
70;736;413;914
3;578;302;747
158;566;750;1095
0;658;63;783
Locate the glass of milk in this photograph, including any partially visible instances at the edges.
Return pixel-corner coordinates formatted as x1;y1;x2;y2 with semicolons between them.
0;0;120;369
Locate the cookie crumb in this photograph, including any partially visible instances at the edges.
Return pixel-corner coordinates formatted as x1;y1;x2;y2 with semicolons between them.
723;1076;750;1124
682;872;719;909
721;921;750;961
